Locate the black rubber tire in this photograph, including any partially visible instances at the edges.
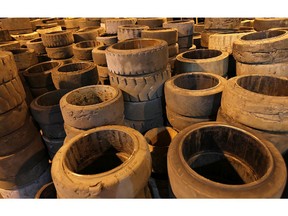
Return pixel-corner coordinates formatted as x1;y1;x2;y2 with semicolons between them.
42;135;64;159
124;116;164;134
0;51;18;84
72;40;102;61
9;48;38;70
163;19;194;37
106;38;168;76
117;24;149;41
52;62;98;90
45;44;74;60
96;33;118;45
72;26;105;43
141;27;178;45
41;30;74;48
51;125;152;198
105;18;136;34
35;182;57;198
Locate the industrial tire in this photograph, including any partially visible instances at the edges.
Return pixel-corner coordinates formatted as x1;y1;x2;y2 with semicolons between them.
36;26;62;35
41;30;74;48
253;18;288;31
166;107;215;132
221;74;288;132
96;33;118;45
35;181;56;198
168;43;179;57
141;27;178;45
92;45;108;65
0;30;13;42
26;37;46;54
167;122;287;198
0;102;28;137
204;18;241;30
108;66;171;102
117;24;149;41
106;38;168;76
42;135;64;159
23;61;61;88
178;35;193;48
232;30;288;64
64;18;85;29
236;61;288;77
0;134;49;190
0;51;18;84
10;48;38;70
136;18;165;28
0;41;21;51
0;117;38;157
45;44;74;59
0;75;26;114
124;116;164;134
10;31;39;41
163;19;195;37
72;26;105;43
175;49;229;76
72;40;101;60
96;65;109;78
105;18;136;34
51;125;151;198
78;18;101;29
52;62;98;89
124;97;164;121
165;72;226;117
60;85;124;130
29;86;56;98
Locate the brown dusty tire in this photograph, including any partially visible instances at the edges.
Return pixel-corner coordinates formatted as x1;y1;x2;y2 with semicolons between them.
64;18;85;29
9;48;38;70
36;26;62;35
0;167;52;198
166;107;215;132
52;62;98;89
0;134;49;189
204;18;241;30
221;75;288;132
92;45;108;65
194;23;205;33
167;122;287;198
96;33;118;45
26;38;46;54
124;116;164;134
106;38;168;76
168;56;176;75
117;25;149;41
41;30;74;48
73;26;105;43
51;125;151;198
137;18;165;28
0;75;26;114
253;18;288;31
78;18;101;29
10;31;39;41
0;30;13;42
175;49;229;76
178;35;193;48
35;181;57;198
72;40;101;60
29;86;56;98
60;85;124;130
168;43;179;57
124;97;164;121
42;135;64;159
236;61;288;77
97;64;109;78
0;117;38;157
163;19;194;37
39;122;66;139
208;30;255;54
0;41;21;51
200;29;237;48
23;61;61;88
1;18;33;31
0;102;28;137
144;127;178;174
45;44;74;59
165;72;226;117
105;18;136;34
232;30;288;64
108;66;171;102
141;27;178;45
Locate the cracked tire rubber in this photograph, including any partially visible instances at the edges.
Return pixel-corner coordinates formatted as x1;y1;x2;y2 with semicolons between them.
26;38;46;55
221;74;288;132
10;48;38;70
51;125;152;198
72;40;101;61
105;18;136;34
163;19;194;37
165;72;226;117
232;30;288;64
73;27;105;43
96;33;118;45
108;66;171;102
253;18;288;31
60;85;124;130
41;30;74;48
167;122;287;198
45;44;74;59
106;38;168;76
204;18;241;30
0;51;18;85
92;45;108;65
141;27;178;45
117;24;149;41
52;62;98;90
124;115;164;134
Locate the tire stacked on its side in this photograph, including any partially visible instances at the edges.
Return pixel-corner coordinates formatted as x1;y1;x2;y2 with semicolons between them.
60;85;125;142
0;29;21;51
36;23;62;35
63;18;85;32
105;18;136;34
92;45;110;84
96;32;118;45
9;31;39;48
117;24;149;41
0;18;33;34
106;38;170;133
141;27;178;75
253;18;288;31
72;40;102;62
136;18;165;28
233;30;288;77
26;37;50;63
78;18;101;29
163;19;194;53
72;26;105;43
0;51;51;198
30;89;70;159
164;72;227;131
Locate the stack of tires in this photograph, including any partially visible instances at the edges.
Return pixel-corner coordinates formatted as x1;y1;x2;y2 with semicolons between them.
30;89;70;159
233;30;288;77
59;85;125;142
105;18;136;35
164;72;227;131
141;27;178;75
0;29;21;51
106;38;170;133
41;30;74;62
72;40;102;62
9;31;39;48
92;45;110;84
26;37;49;63
163;19;194;53
96;32;118;45
0;51;51;198
36;23;62;35
253;18;288;31
117;24;149;41
63;18;85;32
73;26;105;43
